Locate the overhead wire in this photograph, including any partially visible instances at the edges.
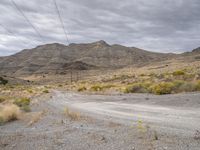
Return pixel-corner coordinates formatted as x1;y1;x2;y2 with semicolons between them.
0;24;15;35
0;23;36;46
0;23;41;45
53;0;70;44
10;0;44;42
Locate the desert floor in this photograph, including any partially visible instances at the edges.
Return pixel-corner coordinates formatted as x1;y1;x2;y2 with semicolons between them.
1;90;200;150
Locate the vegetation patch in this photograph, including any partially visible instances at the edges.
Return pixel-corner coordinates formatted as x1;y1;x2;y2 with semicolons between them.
77;86;87;92
43;89;49;93
64;107;81;121
172;70;185;76
150;82;175;95
90;84;103;92
0;77;8;85
122;83;149;93
14;97;31;112
0;97;6;103
0;104;21;124
195;80;200;91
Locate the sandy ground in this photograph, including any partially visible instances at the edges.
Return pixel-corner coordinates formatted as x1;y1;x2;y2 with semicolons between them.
1;91;200;150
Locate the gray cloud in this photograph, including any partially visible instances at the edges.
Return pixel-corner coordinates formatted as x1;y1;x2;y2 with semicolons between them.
0;0;200;56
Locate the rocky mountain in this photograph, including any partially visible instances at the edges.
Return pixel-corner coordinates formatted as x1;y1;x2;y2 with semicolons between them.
191;47;200;53
0;40;176;75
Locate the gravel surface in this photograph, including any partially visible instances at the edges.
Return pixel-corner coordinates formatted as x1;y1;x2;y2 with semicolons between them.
1;91;200;150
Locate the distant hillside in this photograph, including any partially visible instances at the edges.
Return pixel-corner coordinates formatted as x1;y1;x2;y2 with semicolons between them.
0;40;178;76
192;47;200;53
179;47;200;61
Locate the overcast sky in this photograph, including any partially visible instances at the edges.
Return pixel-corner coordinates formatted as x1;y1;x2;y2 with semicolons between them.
0;0;200;56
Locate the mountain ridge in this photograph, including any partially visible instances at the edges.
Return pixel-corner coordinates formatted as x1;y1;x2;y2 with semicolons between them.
0;40;199;76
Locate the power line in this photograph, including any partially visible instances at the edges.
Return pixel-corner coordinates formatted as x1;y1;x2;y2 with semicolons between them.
0;24;15;35
0;23;40;45
53;0;70;44
0;23;28;45
11;0;44;41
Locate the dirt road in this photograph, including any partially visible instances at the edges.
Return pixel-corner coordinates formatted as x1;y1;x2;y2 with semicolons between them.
1;91;200;150
49;91;200;137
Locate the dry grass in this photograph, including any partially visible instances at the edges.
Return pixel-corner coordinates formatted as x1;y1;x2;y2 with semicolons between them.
27;110;47;126
0;97;6;103
77;86;87;92
71;65;200;95
0;104;21;124
64;107;81;121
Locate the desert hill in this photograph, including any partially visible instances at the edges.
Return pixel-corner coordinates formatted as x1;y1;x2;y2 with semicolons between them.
0;40;199;76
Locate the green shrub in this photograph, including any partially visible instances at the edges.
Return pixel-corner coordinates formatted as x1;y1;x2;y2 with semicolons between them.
90;85;103;91
27;89;33;93
172;80;185;89
172;70;185;76
150;82;175;95
177;73;196;81
123;83;149;93
43;89;49;93
77;86;87;92
22;105;31;112
101;84;116;89
150;80;200;94
14;97;31;112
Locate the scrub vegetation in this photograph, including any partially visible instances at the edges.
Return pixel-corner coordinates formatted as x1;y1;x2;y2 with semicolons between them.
74;68;200;95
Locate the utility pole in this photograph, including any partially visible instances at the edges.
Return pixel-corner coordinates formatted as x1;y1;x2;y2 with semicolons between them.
76;71;79;82
70;69;73;84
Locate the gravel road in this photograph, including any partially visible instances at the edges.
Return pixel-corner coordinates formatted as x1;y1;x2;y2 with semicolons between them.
1;91;200;150
49;91;200;137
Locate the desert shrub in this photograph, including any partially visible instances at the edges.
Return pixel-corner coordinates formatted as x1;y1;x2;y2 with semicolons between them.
77;86;87;92
111;74;131;81
43;89;49;93
149;73;156;77
0;77;8;85
102;84;116;89
150;82;175;95
123;83;150;93
27;89;33;93
22;105;31;112
172;80;185;88
170;80;196;93
0;97;6;103
183;73;196;81
64;107;81;121
156;74;165;79
178;82;197;92
140;73;145;77
58;84;63;87
172;70;185;76
195;80;200;91
0;104;21;124
14;97;31;112
90;85;103;91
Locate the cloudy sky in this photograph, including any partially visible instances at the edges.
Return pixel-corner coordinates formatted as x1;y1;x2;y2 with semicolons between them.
0;0;200;56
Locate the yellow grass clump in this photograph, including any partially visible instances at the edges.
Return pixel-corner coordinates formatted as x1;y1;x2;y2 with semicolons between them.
0;104;21;124
64;107;81;121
